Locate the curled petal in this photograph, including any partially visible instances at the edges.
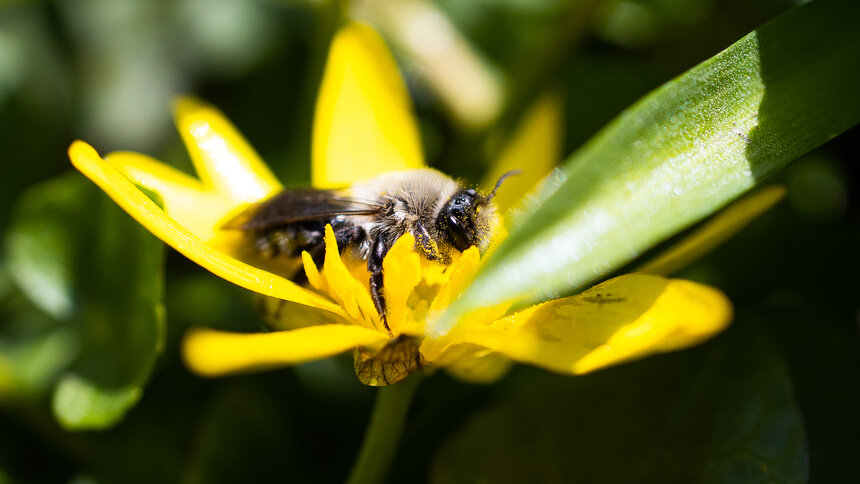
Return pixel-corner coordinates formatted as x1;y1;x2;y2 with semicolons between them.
183;325;389;377
105;151;232;243
313;22;425;188
432;274;731;375
69;141;345;315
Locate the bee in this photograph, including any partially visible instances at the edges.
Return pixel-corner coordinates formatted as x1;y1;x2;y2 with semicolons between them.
223;169;518;332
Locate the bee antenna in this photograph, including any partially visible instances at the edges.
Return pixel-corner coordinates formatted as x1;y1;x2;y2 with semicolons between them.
488;170;522;201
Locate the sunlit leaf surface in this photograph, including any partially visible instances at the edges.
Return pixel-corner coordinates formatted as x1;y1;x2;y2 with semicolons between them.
447;0;860;324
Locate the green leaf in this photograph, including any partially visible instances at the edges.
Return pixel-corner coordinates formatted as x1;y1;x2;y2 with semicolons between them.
5;176;89;319
442;0;860;325
0;327;77;398
0;260;78;400
5;174;164;429
431;324;808;483
51;374;141;429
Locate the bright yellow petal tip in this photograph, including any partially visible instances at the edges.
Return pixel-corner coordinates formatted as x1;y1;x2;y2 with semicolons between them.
172;96;282;203
183;325;389;377
313;22;425;188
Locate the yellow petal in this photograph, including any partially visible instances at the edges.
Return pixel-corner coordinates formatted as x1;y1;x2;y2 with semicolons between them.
321;225;381;330
173;96;282;204
354;0;504;129
423;246;510;343
106;151;301;280
435;274;731;375
483;91;563;213
636;186;786;275
301;251;327;293
427;246;481;319
105;151;233;242
381;233;421;335
69;141;344;315
183;325;389;377
256;297;351;331
312;22;425;188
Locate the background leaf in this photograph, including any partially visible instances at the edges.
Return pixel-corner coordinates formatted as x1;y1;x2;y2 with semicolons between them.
431;323;808;483
445;0;860;323
181;380;302;484
5;176;88;320
5;174;164;429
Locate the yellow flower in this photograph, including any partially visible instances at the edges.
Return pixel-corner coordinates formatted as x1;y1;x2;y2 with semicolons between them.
69;22;733;386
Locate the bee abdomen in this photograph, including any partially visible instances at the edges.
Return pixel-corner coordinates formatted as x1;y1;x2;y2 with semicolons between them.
253;222;326;259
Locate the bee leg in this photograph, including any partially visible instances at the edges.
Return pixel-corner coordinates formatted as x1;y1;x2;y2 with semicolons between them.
334;225;366;251
294;226;365;283
308;225;366;266
367;237;392;334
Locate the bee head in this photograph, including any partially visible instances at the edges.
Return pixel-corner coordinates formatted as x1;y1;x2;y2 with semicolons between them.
438;189;482;252
437;171;519;253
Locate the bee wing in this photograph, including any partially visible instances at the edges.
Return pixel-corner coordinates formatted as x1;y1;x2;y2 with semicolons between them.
222;188;382;231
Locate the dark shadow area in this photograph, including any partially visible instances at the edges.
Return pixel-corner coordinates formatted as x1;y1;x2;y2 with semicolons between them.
431;323;808;483
746;0;860;181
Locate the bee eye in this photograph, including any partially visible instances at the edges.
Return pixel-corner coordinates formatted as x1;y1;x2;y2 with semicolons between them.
439;189;480;252
446;215;472;252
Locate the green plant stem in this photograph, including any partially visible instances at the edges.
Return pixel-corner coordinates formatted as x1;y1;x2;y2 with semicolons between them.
347;374;422;484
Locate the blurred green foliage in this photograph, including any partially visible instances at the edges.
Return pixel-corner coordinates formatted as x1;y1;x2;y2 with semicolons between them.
6;174;164;429
0;0;856;482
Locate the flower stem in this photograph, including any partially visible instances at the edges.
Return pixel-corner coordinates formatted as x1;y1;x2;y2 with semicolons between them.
347;374;422;484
